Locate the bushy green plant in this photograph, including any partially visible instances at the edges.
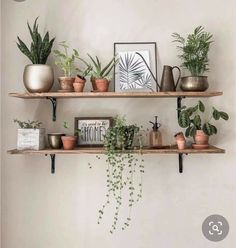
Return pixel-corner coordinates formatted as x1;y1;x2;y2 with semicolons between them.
14;119;42;129
16;17;55;64
97;116;144;233
88;54;117;80
172;26;213;76
54;41;80;77
178;101;229;137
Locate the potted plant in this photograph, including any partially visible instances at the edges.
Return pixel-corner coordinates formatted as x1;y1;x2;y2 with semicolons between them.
14;119;45;150
73;61;93;92
61;121;80;150
172;26;214;91
178;101;229;148
96;116;144;233
54;41;82;92
16;17;55;93
88;54;117;92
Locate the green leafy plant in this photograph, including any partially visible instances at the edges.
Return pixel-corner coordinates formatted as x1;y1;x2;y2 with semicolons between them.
88;54;118;80
178;101;229;137
54;41;81;77
63;121;80;135
172;26;213;76
16;17;55;64
97;116;144;233
14;119;42;129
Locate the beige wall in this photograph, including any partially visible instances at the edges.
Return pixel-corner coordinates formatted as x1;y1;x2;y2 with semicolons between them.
1;0;236;247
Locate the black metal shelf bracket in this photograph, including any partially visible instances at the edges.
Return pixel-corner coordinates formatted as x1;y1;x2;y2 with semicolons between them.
50;154;56;174
177;96;186;173
45;154;56;174
46;97;57;122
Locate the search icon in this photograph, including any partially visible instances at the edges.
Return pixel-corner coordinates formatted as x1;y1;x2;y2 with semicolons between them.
212;225;219;232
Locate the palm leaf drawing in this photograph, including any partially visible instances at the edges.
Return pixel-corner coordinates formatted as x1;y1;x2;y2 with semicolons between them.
136;74;153;91
119;53;146;88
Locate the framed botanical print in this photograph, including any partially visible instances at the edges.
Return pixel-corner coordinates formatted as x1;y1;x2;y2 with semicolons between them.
114;42;158;92
74;117;113;147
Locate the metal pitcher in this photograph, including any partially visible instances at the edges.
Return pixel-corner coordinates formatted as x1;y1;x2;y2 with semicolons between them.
160;65;181;91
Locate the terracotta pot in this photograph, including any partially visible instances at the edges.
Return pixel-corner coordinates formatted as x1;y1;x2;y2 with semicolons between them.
176;139;185;150
174;132;185;141
94;78;110;92
194;130;209;145
73;76;86;92
61;136;77;150
58;77;75;91
91;76;97;90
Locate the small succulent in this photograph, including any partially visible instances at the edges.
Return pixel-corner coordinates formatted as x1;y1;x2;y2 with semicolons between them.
178;101;229;137
88;54;118;80
14;119;42;129
172;26;213;76
16;17;55;64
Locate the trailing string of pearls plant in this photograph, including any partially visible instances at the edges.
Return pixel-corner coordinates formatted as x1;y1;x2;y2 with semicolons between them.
92;116;145;233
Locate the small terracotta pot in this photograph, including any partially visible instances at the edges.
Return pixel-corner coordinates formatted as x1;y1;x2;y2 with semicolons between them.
176;139;186;150
94;78;110;92
174;132;185;141
61;136;77;150
194;130;209;145
58;77;75;91
73;76;86;92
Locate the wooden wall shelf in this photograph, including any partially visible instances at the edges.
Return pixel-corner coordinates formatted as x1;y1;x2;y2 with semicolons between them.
8;146;225;155
9;91;223;99
8;90;225;174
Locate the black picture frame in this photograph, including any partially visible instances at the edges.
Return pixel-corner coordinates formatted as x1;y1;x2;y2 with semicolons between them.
114;42;158;92
74;117;113;147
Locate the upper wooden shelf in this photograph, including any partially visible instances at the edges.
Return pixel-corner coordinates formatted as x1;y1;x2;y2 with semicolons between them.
9;91;223;99
8;145;225;155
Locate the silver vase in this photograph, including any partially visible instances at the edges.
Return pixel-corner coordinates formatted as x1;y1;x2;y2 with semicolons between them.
23;64;54;93
180;76;209;92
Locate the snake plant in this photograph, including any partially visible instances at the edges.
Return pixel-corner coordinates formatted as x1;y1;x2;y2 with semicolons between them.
16;17;55;64
178;101;229;137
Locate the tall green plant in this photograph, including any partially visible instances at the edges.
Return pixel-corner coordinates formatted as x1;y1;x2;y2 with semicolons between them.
178;101;229;137
172;26;213;76
16;17;55;64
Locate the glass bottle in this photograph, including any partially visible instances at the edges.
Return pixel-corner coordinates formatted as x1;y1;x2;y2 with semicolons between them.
149;116;162;147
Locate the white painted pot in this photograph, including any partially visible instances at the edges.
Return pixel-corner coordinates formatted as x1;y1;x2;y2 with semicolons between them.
17;128;45;150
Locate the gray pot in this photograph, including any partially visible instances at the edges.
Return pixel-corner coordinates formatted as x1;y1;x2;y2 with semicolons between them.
48;133;65;149
23;64;54;93
180;76;209;92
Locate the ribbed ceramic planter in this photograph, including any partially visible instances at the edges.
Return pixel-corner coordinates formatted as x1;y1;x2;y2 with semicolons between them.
23;64;54;93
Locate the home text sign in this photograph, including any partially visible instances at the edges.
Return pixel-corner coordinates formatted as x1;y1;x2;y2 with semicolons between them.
75;117;113;146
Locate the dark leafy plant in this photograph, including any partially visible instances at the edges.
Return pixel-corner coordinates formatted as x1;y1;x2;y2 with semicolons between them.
97;116;144;233
88;54;118;80
178;101;229;137
16;17;55;64
14;119;42;129
119;53;145;88
172;26;213;76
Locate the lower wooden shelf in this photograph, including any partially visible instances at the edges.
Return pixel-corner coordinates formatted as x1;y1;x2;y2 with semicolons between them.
7;145;225;155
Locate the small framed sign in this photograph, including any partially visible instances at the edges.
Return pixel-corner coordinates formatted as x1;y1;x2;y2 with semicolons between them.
74;117;113;147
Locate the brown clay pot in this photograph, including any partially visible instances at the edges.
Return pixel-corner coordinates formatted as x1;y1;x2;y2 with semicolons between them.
73;76;86;92
58;77;75;92
174;132;185;141
61;136;77;150
94;78;110;92
194;130;209;145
